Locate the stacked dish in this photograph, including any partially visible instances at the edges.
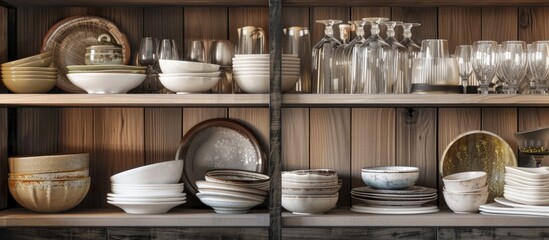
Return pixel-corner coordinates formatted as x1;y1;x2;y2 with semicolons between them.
443;171;488;213
158;59;221;93
1;51;58;93
66;65;146;94
281;169;340;215
232;54;300;93
108;160;186;214
196;169;269;214
8;153;90;213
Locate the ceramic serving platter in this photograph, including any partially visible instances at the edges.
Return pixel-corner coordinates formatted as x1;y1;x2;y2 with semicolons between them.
351;204;439;214
495;197;549;212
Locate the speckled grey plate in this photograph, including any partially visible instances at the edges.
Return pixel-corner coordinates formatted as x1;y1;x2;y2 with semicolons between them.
175;119;266;196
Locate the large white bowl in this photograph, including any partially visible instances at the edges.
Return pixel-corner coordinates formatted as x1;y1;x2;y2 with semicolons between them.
442;171;487;192
108;200;184;214
110;160;183;184
159;59;220;73
234;75;299;93
443;190;488;213
159;76;219;93
159;72;221;78
361;166;419;190
282;194;338;215
67;73;145;94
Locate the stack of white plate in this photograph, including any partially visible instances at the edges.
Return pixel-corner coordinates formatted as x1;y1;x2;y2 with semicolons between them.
196;169;269;214
1;51;58;93
281;169;340;215
66;65;146;94
232;54;300;93
158;59;221;93
502;166;549;206
350;186;439;214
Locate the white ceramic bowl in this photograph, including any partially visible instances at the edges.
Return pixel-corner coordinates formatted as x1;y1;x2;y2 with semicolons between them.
159;59;220;73
197;195;263;214
110;187;184;196
234;75;299;93
282;193;338;215
159;72;221;77
442;171;487;192
107;196;186;202
282;169;338;182
282;185;340;195
110;160;183;184
443;190;488;213
108;200;184;214
443;185;488;194
361;166;419;190
196;180;268;196
234;54;298;59
67;73;145;94
196;189;266;202
111;183;184;189
159;76;219;93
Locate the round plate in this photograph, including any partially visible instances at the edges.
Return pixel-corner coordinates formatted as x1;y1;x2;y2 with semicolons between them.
176;119;265;196
41;16;130;92
351;196;434;206
351;204;439;214
440;130;517;202
352;186;437;195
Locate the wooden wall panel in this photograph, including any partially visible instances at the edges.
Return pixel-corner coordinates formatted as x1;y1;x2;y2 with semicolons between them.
481;108;518;157
144;7;184;61
518;108;549;166
310;108;351;206
282;7;309;28
283;228;435;240
93;108;144;208
396;108;437;189
351;7;391;39
0;228;107;240
0;109;6;209
310;7;350;46
184;7;228;61
144;108;182;164
108;227;267;240
438;228;549;240
392;7;438;43
228;7;269;51
438;7;481;52
518;7;549;42
482;7;518;42
282;108;309;170
16;108;58;156
0;6;7;64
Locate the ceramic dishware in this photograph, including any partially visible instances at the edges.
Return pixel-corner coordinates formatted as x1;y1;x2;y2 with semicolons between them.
361;166;419;190
442;171;487;192
282;193;338;215
67;73;145;94
443;190;488;213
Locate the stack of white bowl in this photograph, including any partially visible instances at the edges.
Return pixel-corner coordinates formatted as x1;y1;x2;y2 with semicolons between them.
443;171;488;213
281;169;340;215
196;169;269;214
232;54;300;93
108;160;185;214
66;65;146;94
1;51;58;93
158;59;221;93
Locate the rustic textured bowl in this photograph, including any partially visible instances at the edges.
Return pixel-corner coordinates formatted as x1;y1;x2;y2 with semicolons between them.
361;166;419;190
282;193;338;215
282;169;338;182
110;160;183;184
443;190;488;214
9;169;89;180
442;171;487;192
9;153;89;174
8;177;90;213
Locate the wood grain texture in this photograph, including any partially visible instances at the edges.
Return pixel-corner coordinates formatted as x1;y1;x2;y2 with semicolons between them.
438;228;549;240
282;7;309;28
283;228;435;240
93;108;144;208
0;109;6;209
16;108;58;156
396;108;437;189
0;6;6;92
0;228;107;240
392;7;438;42
310;7;349;46
229;7;269;51
518;7;549;42
144;108;182;164
310;108;351;206
281;108;309;171
144;7;184;62
438;7;481;52
184;7;228;61
482;7;518;42
351;7;391;39
57;108;94;208
351;108;395;204
518;108;549;166
481;108;518;157
108;227;268;240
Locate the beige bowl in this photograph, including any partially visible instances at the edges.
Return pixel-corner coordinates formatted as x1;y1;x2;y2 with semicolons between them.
9;169;89;180
9;153;89;174
2;78;56;93
1;51;52;67
9;177;90;213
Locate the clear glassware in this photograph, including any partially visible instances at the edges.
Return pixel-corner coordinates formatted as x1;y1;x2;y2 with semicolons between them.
332;24;351;93
498;41;527;94
312;19;342;93
398;23;421;94
381;21;406;94
472;41;499;95
455;45;473;94
346;20;368;94
360;17;389;94
529;41;549;94
158;39;179;61
138;37;160;93
283;26;311;93
187;40;205;62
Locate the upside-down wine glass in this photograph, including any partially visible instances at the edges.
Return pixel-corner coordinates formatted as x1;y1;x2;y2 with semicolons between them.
398;23;421;94
312;19;342;93
382;21;406;94
332;24;351;93
472;41;499;95
529;41;549;94
346;20;368;94
360;17;389;94
455;45;473;94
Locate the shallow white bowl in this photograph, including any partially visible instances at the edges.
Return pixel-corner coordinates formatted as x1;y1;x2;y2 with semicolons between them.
158;72;221;78
443;185;488;194
196;180;267;196
197;195;263;214
197;190;266;202
234;75;299;93
110;160;183;184
108;200;184;214
361;166;419;190
67;73;145;94
442;171;487;192
233;69;300;75
282;194;338;215
443;190;488;213
111;187;183;196
107;192;186;199
282;185;340;195
111;183;184;189
159;59;220;73
107;196;186;202
159;76;219;93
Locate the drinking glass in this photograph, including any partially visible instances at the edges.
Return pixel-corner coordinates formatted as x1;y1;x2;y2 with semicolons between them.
138;37;159;93
346;20;368;94
187;40;205;62
312;19;342;93
382;21;406;94
332;23;352;93
499;41;527;94
360;17;389;94
398;23;421;94
529;41;549;94
158;39;179;61
472;41;499;95
455;45;473;94
283;26;311;93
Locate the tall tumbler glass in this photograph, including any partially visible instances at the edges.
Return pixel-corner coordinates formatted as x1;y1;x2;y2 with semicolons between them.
312;19;342;93
283;26;311;93
398;23;421;93
472;41;499;95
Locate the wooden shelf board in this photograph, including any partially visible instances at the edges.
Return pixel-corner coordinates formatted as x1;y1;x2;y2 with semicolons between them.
0;208;269;227
282;208;549;227
1;0;268;7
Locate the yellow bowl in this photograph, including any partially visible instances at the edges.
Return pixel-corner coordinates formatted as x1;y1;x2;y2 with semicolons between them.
9;153;89;174
2;71;58;76
1;51;52;67
2;75;57;79
1;66;57;72
2;78;56;93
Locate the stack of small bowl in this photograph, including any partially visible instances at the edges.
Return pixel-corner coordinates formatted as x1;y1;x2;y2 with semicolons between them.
442;171;488;213
158;59;221;93
232;54;300;93
66;65;147;94
196;169;269;214
108;160;185;214
281;169;340;215
8;153;90;213
1;51;58;93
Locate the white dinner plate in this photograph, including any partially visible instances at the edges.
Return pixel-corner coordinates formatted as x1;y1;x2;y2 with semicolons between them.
107;196;186;202
504;178;549;189
495;197;549;212
505;174;549;186
351;196;434;206
351;204;439;214
504;185;549;196
504;192;549;206
107;193;186;198
352;186;437;195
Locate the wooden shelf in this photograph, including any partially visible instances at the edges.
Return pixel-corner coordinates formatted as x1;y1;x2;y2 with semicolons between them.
282;208;549;227
1;0;268;7
0;208;269;227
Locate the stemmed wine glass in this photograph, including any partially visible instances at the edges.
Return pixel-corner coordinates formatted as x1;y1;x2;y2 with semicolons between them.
398;23;421;94
455;45;473;94
312;19;342;93
498;41;527;94
529;41;549;94
472;41;499;95
139;37;159;93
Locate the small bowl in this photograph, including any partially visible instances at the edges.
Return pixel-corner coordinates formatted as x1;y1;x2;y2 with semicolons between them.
361;166;419;190
1;51;52;67
234;74;299;93
159;76;220;94
443;190;488;214
9;153;89;174
282;193;338;215
282;185;340;195
442;171;487;192
196;195;263;214
282;169;338;182
110;160;183;184
2;78;56;93
443;185;488;194
9;169;89;180
67;73;145;94
159;59;220;74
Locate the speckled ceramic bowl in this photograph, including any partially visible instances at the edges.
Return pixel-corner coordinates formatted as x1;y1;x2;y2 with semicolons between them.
442;171;487;192
361;166;419;190
443;190;488;214
9;153;89;174
282;193;338;215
